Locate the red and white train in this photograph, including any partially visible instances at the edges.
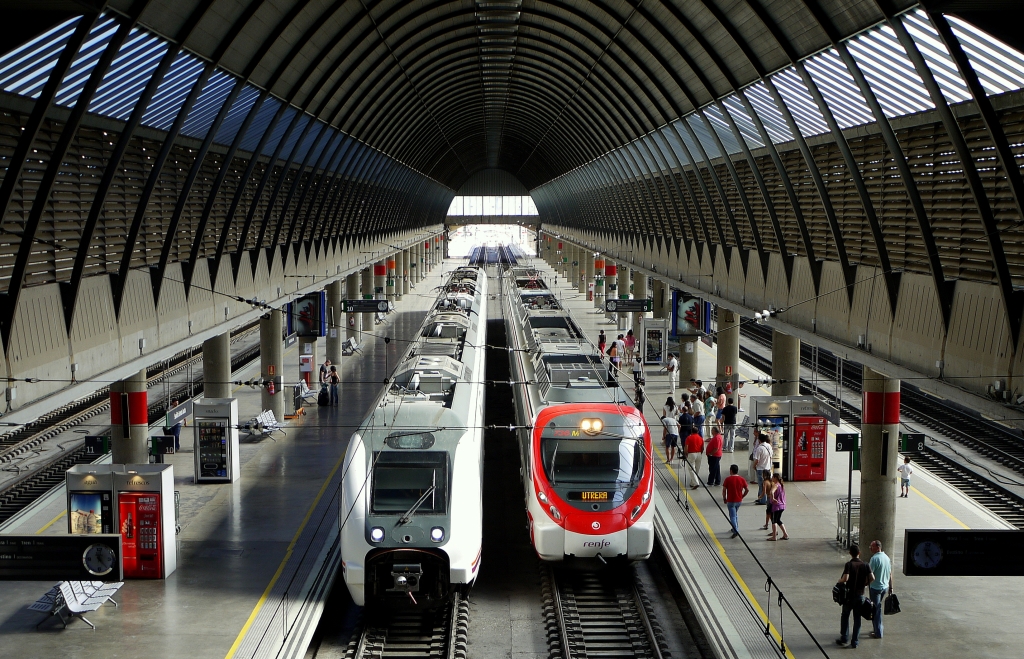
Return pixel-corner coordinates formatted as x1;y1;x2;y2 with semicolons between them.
502;267;655;563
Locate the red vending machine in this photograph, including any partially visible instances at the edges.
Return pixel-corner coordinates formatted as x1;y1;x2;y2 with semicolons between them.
118;492;162;578
791;416;828;481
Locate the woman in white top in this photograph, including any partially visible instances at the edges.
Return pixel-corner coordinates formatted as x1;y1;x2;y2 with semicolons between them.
662;397;677;419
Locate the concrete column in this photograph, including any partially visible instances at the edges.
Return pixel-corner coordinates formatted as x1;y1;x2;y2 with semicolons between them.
325;280;343;365
570;245;580;290
345;273;359;341
604;259;617;316
584;252;595;301
412;244;421;282
860;367;900;554
593;255;605;308
402;249;411;295
653;279;667;319
110;368;149;464
298;336;317;386
716;308;740;393
260;308;285;420
386;255;397;301
771;330;801;396
374;260;386;300
361;267;375;334
203;332;232;399
632;270;648;331
678;338;699;385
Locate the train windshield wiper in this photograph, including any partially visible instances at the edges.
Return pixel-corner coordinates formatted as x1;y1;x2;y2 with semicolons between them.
397;485;436;525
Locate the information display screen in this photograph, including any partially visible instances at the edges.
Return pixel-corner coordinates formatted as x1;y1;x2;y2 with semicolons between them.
197;419;229;479
568;491;611;501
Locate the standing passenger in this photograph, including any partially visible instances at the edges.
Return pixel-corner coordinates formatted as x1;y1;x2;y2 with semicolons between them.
598;330;607;356
867;540;891;638
721;397;738;453
767;474;789;540
662;415;680;463
897;456;913;498
836;545;874;649
666;353;679;393
684;427;705;489
328;365;340;406
706;428;724;486
624;329;636;361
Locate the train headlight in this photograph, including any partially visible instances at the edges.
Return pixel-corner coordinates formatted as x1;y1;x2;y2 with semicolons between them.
549;505;562;520
580;418;603;435
537;490;548;503
370;527;385;543
430;527;445;542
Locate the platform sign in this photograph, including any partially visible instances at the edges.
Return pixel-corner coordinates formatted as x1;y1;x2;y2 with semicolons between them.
900;432;926;452
604;299;652;313
164;399;192;428
342;299;391;313
904;530;1024;576
835;433;859;452
0;535;123;581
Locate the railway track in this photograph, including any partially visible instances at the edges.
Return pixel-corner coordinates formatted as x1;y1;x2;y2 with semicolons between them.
544;566;667;659
346;594;468;659
738;324;1024;528
0;326;262;525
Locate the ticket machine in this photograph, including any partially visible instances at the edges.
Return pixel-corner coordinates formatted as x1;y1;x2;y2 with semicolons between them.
751;396;837;481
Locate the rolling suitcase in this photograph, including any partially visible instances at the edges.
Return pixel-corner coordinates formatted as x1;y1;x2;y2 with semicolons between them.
318;384;330;406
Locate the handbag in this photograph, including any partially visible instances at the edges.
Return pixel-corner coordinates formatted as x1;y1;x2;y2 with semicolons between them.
860;597;875;621
884;584;902;615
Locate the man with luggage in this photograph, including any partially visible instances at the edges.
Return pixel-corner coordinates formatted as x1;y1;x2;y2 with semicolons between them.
836;544;875;648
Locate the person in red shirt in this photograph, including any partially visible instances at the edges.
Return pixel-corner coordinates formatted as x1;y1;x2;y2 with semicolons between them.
706;430;724;486
684;427;704;490
722;464;749;538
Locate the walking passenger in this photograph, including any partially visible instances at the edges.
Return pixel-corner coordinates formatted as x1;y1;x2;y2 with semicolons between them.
624;329;636;361
706;428;724;486
897;456;913;498
767;474;789;540
684;427;704;489
867;541;891;638
598;329;607;355
836;545;874;648
722;464;749;538
722;397;738;452
662;414;680;463
632;355;644;386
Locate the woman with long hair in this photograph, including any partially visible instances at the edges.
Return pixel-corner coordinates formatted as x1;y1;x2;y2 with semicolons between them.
767;474;790;540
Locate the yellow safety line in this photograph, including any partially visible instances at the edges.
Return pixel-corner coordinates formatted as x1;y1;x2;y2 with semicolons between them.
36;510;66;534
224;446;348;659
654;445;797;659
910;486;970;529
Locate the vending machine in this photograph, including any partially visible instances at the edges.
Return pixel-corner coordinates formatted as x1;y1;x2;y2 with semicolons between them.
193;398;240;483
66;464;123;535
792;416;828;481
114;464;176;579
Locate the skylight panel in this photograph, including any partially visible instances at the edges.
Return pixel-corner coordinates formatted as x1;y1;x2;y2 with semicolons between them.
212;84;261;145
716;99;766;151
685;114;723;160
804;50;875;129
660;124;694;166
142;51;206;130
0;16;82;97
54;16;120;107
771;68;829;137
277;113;312;158
237;97;282;153
847;26;933;119
901;9;971;105
742;82;794;144
945;14;1024;95
88;28;168;120
181;71;237;139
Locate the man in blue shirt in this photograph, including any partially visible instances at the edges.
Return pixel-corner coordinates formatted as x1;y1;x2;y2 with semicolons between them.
868;540;891;638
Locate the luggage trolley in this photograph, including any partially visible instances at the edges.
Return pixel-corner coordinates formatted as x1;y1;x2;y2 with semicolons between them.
836;497;860;547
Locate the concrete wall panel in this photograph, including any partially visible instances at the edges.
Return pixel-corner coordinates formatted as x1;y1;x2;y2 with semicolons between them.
785;258;816;332
253;248;274;303
764;253;789;312
727;247;746;303
233;252;256;312
187;258;215;333
816;261;851;344
6;283;70;407
712;245;729;298
698;244;714;293
118;269;159;364
68;275;119;381
744;254;766;313
891;273;945;377
849;266;892;360
212;255;242;321
944;280;1013;395
156;262;189;347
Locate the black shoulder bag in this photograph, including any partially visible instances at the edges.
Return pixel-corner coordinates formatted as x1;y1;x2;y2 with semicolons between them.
884;582;902;615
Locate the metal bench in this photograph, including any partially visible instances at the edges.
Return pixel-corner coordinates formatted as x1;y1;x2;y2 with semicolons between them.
30;580;123;629
296;379;318;404
246;410;285;439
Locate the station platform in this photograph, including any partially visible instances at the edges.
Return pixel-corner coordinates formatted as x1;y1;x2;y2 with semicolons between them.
526;259;1021;659
0;261;456;659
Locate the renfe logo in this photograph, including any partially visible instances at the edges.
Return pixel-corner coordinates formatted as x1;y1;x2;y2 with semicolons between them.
582;539;612;549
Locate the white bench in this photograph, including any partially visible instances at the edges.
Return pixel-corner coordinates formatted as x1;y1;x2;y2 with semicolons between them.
30;580;123;629
296;379;318;404
247;410;285;439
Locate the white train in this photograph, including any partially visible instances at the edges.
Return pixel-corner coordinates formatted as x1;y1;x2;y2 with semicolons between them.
502;266;655;563
341;267;487;607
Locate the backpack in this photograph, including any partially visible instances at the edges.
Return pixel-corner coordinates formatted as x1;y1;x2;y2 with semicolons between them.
832;582;848;605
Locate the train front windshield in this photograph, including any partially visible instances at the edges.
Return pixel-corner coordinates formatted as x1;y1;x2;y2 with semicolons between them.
539;412;646;510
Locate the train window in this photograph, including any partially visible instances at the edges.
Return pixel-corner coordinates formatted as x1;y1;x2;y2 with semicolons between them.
370;452;448;515
385;432;436;449
422;323;464;339
541;438;643;489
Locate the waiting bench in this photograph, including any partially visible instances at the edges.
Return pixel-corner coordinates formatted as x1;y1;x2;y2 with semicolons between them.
30;580;123;629
246;410;285;439
296;379;318;404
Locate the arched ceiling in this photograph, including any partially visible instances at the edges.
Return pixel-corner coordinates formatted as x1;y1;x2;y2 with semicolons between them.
116;0;916;190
